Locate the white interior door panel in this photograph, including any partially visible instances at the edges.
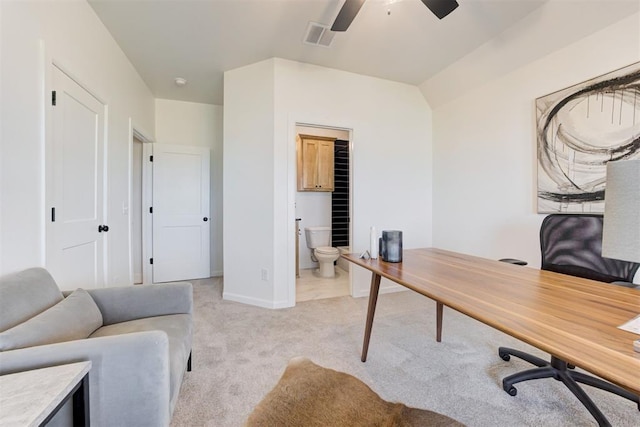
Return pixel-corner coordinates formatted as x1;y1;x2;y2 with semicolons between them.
47;66;106;289
152;144;210;282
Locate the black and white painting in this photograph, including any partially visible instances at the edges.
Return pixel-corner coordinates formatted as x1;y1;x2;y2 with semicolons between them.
536;62;640;213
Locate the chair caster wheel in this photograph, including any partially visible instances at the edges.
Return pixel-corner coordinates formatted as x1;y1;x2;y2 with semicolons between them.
498;351;510;361
504;385;517;396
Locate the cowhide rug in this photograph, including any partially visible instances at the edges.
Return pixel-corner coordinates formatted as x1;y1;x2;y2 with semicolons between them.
245;357;465;426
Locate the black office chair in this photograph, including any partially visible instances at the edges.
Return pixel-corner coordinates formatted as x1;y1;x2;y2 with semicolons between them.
499;214;640;426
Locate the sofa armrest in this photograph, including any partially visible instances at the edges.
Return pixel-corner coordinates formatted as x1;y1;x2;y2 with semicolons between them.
0;331;171;427
87;282;193;325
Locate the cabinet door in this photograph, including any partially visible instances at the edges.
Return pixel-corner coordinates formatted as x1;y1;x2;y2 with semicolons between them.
297;134;335;191
301;138;319;190
316;140;335;191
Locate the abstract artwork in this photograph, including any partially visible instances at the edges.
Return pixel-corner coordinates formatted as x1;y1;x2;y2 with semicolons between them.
536;62;640;213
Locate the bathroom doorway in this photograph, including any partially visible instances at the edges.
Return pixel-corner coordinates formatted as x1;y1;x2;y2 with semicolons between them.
294;124;352;302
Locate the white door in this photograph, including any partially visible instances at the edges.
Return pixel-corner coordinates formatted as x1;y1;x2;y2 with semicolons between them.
152;144;210;282
46;66;106;289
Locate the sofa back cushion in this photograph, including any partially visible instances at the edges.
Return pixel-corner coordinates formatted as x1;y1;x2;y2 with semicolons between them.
0;268;63;332
0;288;103;351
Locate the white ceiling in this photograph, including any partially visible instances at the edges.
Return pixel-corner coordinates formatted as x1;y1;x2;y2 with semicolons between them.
87;0;601;106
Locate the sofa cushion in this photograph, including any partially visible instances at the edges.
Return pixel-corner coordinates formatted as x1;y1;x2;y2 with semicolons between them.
0;268;63;332
90;313;192;411
0;288;103;351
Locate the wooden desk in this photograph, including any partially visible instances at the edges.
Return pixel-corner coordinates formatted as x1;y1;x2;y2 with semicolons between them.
343;248;640;397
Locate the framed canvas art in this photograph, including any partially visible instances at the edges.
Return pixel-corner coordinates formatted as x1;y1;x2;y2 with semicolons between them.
536;62;640;213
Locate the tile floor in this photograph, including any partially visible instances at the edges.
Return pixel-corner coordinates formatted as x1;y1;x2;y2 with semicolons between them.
296;266;350;302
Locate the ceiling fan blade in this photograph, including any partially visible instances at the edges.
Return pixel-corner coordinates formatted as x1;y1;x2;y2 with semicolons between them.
331;0;366;32
420;0;459;19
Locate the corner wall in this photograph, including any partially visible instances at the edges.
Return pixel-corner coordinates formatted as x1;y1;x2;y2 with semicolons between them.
223;59;433;308
223;59;276;306
274;59;434;304
428;12;640;271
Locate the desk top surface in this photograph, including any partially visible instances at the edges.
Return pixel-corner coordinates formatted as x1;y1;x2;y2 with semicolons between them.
344;248;640;395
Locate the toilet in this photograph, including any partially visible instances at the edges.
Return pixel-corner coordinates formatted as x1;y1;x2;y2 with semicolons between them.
304;226;340;278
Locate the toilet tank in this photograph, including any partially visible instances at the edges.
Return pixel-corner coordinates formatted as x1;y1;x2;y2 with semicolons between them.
304;226;331;249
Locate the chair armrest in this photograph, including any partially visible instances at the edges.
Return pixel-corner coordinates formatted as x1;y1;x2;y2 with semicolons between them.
87;282;193;325
612;281;640;289
0;331;171;426
499;258;528;266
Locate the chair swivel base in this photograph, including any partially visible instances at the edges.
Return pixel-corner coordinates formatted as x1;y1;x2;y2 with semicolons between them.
498;347;640;427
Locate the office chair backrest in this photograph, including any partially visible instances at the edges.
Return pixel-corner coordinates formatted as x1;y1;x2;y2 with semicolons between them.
540;214;640;283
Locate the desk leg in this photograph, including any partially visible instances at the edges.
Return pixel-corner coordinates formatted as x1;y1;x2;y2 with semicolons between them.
436;302;443;343
72;373;90;427
361;272;382;362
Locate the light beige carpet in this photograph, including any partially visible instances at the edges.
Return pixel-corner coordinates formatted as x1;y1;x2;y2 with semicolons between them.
170;278;640;426
245;357;464;427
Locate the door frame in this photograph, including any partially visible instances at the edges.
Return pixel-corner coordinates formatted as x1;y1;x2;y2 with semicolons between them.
128;120;154;285
287;117;354;307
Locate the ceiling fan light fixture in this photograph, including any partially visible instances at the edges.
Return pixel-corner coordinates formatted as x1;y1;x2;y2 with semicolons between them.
331;0;366;32
420;0;459;19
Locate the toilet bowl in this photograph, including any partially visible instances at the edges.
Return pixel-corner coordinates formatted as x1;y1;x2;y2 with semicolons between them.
314;246;340;278
304;226;340;278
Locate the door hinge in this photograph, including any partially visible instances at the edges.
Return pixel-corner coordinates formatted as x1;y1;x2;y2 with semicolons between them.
149;258;153;265
149;207;153;214
51;91;57;106
51;207;56;222
149;155;153;162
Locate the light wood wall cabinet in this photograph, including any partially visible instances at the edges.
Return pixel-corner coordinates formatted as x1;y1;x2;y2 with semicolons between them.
297;134;335;191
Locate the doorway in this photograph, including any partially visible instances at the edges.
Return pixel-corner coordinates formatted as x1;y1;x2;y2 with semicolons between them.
133;142;211;284
131;136;144;284
294;124;352;302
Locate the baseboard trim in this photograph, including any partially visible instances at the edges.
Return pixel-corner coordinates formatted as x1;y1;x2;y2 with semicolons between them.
222;291;291;309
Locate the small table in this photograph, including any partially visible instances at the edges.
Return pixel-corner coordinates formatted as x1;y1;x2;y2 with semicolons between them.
0;361;91;426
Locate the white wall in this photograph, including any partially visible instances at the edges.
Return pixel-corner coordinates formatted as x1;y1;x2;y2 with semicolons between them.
427;12;640;275
223;58;432;308
155;99;224;276
276;59;433;303
0;0;155;284
223;60;276;306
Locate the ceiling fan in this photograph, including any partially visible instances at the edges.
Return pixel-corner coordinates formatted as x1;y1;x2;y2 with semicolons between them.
331;0;459;32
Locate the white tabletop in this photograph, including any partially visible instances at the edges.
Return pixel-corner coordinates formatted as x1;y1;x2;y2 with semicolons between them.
0;361;91;427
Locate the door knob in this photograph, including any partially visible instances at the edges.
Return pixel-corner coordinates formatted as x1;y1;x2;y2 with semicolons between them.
203;217;208;222
98;225;109;232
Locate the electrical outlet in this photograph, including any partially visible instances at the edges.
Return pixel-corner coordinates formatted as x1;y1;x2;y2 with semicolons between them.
261;269;269;281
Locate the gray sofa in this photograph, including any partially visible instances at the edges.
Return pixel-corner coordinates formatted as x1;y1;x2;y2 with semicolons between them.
0;268;193;426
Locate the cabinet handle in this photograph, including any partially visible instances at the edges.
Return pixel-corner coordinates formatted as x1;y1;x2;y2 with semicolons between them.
203;217;209;222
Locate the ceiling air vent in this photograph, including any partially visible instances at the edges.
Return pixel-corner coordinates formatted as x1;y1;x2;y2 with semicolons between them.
303;22;335;48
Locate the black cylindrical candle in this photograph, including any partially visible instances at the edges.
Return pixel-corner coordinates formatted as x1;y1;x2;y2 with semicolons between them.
381;230;402;262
